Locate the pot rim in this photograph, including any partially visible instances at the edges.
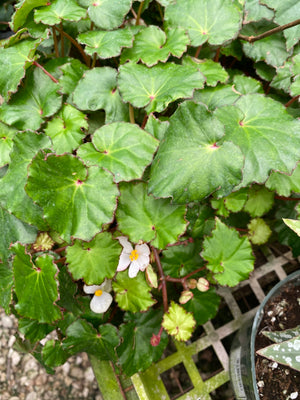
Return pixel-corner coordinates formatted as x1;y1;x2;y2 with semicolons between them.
250;269;300;398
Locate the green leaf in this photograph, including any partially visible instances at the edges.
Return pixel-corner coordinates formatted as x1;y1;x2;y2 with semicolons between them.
183;288;220;325
118;62;205;113
58;59;88;96
214;94;300;187
201;219;254;286
165;0;242;46
161;243;204;278
261;0;300;50
223;188;248;213
66;232;122;284
290;75;300;97
283;218;300;237
183;56;229;87
0;122;17;167
149;101;244;203
117;309;168;376
88;0;132;30
0;261;13;312
78;28;134;59
42;340;70;367
73;67;128;123
266;164;300;196
121;26;189;67
248;217;272;245
144;115;169;141
34;0;87;25
77;122;158;183
0;205;37;262
233;75;264;94
45;104;88;154
116;182;187;249
18;318;54;343
263;326;300;343
241;22;292;67
244;0;274;23
0;38;40;101
11;0;49;31
64;319;119;360
13;243;62;323
0;131;50;229
270;61;293;93
162;301;195;341
186;203;215;239
57;265;81;314
26;152;119;242
113;270;156;312
0;67;62;131
193;84;241;111
244;185;274;217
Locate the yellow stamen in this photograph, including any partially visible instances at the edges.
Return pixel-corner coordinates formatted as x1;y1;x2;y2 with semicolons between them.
129;249;139;261
95;289;103;297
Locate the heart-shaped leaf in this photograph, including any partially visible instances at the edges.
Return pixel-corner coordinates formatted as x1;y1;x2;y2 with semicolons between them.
120;26;189;67
88;0;132;30
201;219;254;286
0;131;50;229
183;288;220;325
34;0;87;25
0;206;37;262
26;152;119;242
64;319;119;360
13;243;62;323
214;94;300;187
113;270;156;312
78;28;134;59
165;0;242;46
77;122;158;182
45;104;88;154
162;301;195;341
73;67;128;123
118;62;205;113
116;182;187;249
66;232;122;285
0;67;62;131
117;309;168;376
0;38;40;101
149;101;244;203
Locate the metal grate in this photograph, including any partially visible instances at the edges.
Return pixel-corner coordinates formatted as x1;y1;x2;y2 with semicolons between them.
91;248;300;400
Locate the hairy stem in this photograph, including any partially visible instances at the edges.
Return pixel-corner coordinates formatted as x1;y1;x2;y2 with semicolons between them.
54;26;90;66
33;61;59;83
141;114;149;129
129;104;135;124
238;19;300;43
152;247;168;312
194;45;202;58
52;26;59;57
136;1;144;26
214;47;221;62
285;95;300;108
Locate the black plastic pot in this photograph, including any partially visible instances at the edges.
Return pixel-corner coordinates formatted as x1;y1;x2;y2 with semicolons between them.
229;270;300;400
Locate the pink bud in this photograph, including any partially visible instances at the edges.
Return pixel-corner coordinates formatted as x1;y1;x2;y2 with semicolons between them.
197;277;210;292
179;290;193;304
188;279;197;289
150;333;161;347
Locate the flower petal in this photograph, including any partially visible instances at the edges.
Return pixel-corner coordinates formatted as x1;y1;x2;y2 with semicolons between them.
90;292;113;313
100;279;112;292
128;261;140;278
117;252;131;271
117;236;133;253
136;243;150;256
137;254;150;270
83;284;102;294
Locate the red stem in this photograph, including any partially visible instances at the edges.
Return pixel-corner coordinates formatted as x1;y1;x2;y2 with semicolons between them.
285;95;299;108
33;61;58;83
275;195;300;201
152;247;168;312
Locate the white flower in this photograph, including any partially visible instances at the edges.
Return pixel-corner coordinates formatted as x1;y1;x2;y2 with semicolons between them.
117;236;150;278
83;279;113;313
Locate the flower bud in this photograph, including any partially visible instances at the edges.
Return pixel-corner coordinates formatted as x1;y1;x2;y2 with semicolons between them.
188;279;197;289
33;232;54;251
150;333;161;346
145;265;158;288
179;290;193;304
197;277;210;292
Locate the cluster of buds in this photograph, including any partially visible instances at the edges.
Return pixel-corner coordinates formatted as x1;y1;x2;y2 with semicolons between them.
179;277;210;304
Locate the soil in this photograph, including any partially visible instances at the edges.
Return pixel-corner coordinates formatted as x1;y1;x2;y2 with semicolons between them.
255;279;300;400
